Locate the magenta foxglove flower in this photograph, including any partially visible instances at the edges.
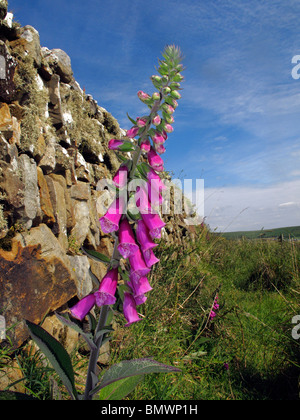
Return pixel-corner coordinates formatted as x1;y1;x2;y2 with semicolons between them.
141;212;166;239
135;185;152;214
99;197;125;233
137;117;148;127
147;168;167;192
143;248;160;268
129;275;153;296
70;294;96;321
108;139;124;150
151;131;166;145
148;147;164;172
129;247;151;281
113;166;129;189
94;267;118;307
118;218;139;258
127;126;139;138
136;219;158;254
209;310;216;320
141;138;151;152
123;292;142;326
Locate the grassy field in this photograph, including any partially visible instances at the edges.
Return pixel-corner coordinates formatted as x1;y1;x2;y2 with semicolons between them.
221;225;300;240
2;225;300;400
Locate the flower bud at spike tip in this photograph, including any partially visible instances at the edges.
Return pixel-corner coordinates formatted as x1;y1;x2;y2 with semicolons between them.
170;90;181;100
152;92;160;101
155;144;166;154
137;90;150;102
118;218;139;258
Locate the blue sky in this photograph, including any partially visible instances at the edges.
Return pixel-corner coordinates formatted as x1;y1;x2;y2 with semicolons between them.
8;0;300;231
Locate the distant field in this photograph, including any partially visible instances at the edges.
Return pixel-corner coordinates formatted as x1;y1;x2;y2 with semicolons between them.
221;226;300;240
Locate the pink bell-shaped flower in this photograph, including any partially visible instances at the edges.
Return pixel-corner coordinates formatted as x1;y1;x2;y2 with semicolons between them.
118;218;139;258
99;197;125;234
70;294;96;321
123;292;142;327
141;212;166;239
148;147;164;172
129;247;151;281
94;267;118;307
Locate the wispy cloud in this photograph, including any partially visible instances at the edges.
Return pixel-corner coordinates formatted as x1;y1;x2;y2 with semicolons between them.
203;180;300;232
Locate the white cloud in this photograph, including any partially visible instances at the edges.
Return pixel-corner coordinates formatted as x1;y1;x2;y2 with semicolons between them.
203;180;300;232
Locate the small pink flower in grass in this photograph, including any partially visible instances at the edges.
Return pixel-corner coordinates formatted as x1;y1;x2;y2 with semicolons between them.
99;196;125;234
209;310;216;320
141;212;166;239
123;292;142;327
70;294;96;321
129;247;151;281
94;267;118;306
118;218;139;258
148;147;164;172
127;126;139;138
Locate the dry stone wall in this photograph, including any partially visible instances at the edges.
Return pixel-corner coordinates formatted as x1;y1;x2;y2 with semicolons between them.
0;5;195;350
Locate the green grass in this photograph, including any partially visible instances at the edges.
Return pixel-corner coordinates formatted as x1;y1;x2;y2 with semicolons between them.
109;227;300;400
1;226;299;400
221;225;300;240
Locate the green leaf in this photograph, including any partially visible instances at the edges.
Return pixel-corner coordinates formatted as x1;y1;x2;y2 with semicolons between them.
55;312;96;351
98;375;143;400
90;358;181;398
81;247;110;264
25;320;78;400
126;112;137;125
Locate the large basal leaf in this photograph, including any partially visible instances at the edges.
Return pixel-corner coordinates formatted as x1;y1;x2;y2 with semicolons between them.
55;312;96;351
98;375;143;400
90;358;181;398
25;320;78;400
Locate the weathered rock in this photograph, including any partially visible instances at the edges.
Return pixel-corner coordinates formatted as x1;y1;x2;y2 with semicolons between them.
37;167;55;225
0;102;21;144
41;313;79;355
0;41;16;102
67;255;94;298
47;74;64;128
18;154;41;229
0;0;8;21
17;25;42;67
38;136;56;173
42;47;73;84
45;174;68;250
0;224;77;349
